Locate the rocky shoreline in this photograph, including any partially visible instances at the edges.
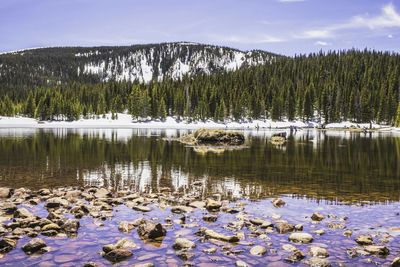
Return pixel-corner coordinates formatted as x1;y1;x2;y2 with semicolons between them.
0;186;399;266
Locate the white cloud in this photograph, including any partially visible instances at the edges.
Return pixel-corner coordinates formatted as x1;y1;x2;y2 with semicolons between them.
300;3;400;39
314;41;331;46
388;34;394;38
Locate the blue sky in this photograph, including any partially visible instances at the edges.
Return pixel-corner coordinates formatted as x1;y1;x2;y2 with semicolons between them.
1;0;400;55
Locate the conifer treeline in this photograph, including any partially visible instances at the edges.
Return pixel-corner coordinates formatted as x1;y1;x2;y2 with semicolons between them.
0;49;400;125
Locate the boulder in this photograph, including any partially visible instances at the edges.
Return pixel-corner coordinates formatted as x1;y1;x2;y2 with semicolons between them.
171;206;194;214
132;205;152;212
45;197;69;209
272;198;286;207
311;212;324;221
61;219;80;235
41;223;61;232
14;208;34;218
285;250;305;263
288;232;313;244
0;187;12;198
364;245;389;255
305;257;331;267
205;198;222;211
250;245;267;256
0;237;17;253
21;238;47;255
202;228;239;242
94;188;110;198
173;238;196;250
355;234;373;245
236;260;249;267
275;221;295;234
1;202;17;215
137;220;166;240
392;257;400;267
250;218;273;228
309;246;329;258
104;248;132;263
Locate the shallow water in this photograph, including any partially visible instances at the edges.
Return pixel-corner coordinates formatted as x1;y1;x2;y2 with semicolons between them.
0;128;399;266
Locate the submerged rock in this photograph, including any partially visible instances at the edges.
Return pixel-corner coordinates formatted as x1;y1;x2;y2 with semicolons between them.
236;260;249;267
288;232;313;243
21;238;47;255
285;250;305;263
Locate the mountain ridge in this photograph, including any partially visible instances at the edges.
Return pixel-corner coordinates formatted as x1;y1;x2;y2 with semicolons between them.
0;42;278;89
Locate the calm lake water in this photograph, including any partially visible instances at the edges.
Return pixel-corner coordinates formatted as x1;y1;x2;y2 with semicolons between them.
0;128;400;266
0;128;399;202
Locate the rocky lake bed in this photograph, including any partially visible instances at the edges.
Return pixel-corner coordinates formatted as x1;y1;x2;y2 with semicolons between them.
0;185;399;267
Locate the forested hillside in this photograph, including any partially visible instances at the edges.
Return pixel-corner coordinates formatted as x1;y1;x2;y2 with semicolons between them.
0;42;275;91
0;48;400;125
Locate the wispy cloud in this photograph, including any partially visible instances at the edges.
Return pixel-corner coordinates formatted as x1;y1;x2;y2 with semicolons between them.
314;41;331;46
300;3;400;39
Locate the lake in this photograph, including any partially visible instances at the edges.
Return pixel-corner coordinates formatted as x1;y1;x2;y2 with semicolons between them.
0;128;399;266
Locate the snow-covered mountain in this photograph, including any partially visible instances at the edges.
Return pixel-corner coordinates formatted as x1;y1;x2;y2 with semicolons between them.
0;42;278;88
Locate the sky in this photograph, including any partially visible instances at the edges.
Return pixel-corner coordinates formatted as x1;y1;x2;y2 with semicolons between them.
1;0;400;56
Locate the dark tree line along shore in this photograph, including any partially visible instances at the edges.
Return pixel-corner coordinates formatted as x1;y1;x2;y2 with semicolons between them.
0;50;399;126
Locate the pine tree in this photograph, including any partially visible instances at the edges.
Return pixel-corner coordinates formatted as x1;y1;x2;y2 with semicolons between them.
395;103;400;127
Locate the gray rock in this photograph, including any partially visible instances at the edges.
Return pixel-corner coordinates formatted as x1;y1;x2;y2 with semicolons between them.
0;237;17;253
104;248;133;263
0;187;12;198
250;245;267;256
173;238;196;250
309;246;329;258
14;208;34;218
236;260;249;267
94;188;110;198
202;228;239;242
355;234;373;245
205;198;222;211
288;232;313;244
305;257;331;267
171;205;194;214
272;198;286;207
285;250;305;263
137;220;166;240
45;197;69;209
250;218;273;228
275;221;295;234
311;212;324;221
364;245;389;255
392;257;400;267
21;238;47;255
